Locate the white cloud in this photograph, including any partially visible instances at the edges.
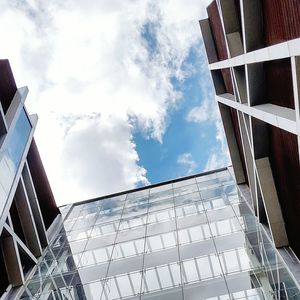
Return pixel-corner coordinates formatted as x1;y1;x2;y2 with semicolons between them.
177;153;197;174
0;0;212;204
186;71;230;171
186;98;210;123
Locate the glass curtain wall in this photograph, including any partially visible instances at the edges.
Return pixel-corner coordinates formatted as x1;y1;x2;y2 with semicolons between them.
20;170;300;300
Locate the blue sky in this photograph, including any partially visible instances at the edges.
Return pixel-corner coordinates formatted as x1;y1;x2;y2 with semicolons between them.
0;0;229;204
135;23;227;185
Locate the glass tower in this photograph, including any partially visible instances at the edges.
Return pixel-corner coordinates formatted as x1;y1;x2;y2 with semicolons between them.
20;169;300;299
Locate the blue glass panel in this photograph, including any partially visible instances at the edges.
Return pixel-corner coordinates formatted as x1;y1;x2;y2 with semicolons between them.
6;108;31;172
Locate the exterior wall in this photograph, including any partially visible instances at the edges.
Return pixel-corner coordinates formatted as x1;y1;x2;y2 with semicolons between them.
17;169;300;299
200;0;300;266
0;60;59;297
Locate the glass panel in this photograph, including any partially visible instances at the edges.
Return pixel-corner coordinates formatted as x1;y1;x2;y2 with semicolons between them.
119;214;147;230
0;108;31;213
175;202;203;218
147;208;175;224
116;225;146;243
144;247;179;269
183;278;229;300
141;286;183;300
172;178;196;188
147;220;176;236
141;262;181;294
179;239;216;260
174;192;201;207
5;108;31;173
108;255;143;276
103;272;141;299
80;247;113;267
173;184;198;197
112;238;145;260
182;253;222;284
91;221;119;238
145;231;177;253
148;197;174;213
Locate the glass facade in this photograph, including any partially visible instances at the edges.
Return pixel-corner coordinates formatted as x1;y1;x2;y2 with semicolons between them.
20;170;300;299
0;108;31;215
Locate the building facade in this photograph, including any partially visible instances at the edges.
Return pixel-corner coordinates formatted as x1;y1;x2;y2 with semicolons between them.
200;0;300;261
15;169;300;299
0;60;59;298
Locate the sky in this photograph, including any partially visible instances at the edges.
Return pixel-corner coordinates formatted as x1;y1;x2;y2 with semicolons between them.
0;0;230;205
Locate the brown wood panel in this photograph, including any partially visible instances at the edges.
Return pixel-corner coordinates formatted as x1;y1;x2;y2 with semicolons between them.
265;58;294;109
0;60;17;114
263;0;300;46
269;126;300;257
229;108;248;183
207;1;228;61
27;139;59;229
0;249;9;296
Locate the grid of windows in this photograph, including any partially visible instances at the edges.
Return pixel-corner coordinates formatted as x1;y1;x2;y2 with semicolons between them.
20;170;300;299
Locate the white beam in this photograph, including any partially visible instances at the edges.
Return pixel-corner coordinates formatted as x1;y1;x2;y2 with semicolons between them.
217;94;297;134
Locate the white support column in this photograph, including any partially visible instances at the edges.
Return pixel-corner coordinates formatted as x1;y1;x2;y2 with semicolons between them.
22;161;48;248
14;178;42;257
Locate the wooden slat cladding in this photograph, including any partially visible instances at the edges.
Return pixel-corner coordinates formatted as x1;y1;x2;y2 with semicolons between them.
263;0;300;46
265;58;294;109
207;1;228;61
229;108;248;184
0;60;17;114
27;139;59;229
269;126;300;257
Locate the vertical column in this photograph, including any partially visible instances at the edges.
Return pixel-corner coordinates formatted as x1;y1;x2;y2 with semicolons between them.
14;177;42;257
22;162;48;248
218;102;246;184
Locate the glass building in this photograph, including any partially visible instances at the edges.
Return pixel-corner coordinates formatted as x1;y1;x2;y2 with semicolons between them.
19;169;300;300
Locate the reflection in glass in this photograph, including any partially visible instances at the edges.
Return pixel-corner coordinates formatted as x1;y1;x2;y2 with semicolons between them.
20;170;300;300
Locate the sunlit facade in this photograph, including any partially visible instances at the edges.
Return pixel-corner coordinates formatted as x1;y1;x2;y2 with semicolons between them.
18;169;300;299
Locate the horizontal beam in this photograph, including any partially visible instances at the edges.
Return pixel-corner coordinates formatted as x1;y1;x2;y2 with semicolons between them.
217;94;297;134
209;38;300;70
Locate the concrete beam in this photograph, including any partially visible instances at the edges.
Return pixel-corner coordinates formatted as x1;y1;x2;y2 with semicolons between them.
199;19;218;64
217;94;297;134
209;39;300;70
255;157;289;247
218;102;246;184
237;111;257;213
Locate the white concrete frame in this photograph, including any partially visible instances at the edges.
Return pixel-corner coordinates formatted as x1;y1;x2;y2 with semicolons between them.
200;0;300;250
